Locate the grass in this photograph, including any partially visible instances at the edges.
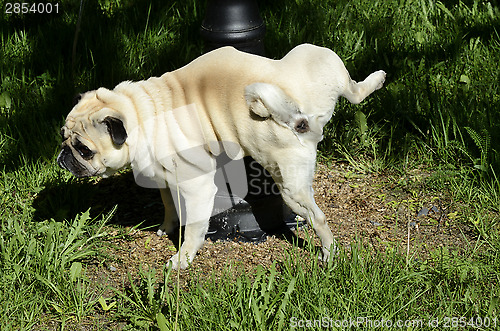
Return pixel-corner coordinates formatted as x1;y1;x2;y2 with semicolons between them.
1;0;500;329
111;237;500;330
0;209;111;329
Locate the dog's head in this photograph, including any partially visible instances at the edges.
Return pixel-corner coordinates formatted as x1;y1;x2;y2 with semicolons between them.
57;88;130;178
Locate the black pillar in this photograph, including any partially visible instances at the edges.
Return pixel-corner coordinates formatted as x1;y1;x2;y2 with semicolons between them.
200;0;266;55
200;0;302;242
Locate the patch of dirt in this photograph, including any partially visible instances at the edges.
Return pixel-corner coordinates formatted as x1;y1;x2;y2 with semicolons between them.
86;162;475;292
313;163;473;256
38;161;476;329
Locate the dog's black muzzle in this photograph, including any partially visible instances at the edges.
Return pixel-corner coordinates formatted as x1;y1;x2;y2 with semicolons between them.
57;146;93;178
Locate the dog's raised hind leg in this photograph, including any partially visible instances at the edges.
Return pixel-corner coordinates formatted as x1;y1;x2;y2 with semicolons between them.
342;70;386;104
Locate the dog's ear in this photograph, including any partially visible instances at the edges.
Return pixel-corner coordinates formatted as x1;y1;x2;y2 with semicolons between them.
94;88;127;145
102;116;127;145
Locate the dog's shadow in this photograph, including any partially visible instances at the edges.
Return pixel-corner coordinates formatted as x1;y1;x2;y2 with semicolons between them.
33;168;317;255
33;171;165;228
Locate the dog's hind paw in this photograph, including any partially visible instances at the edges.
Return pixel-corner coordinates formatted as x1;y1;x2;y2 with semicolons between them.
372;70;386;90
321;243;338;263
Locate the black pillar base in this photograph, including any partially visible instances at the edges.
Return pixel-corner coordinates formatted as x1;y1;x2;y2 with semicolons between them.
201;0;304;242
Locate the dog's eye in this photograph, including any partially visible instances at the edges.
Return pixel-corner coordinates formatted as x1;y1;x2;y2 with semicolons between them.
74;141;94;160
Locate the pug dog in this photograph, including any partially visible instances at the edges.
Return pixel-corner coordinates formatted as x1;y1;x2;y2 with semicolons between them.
58;44;386;269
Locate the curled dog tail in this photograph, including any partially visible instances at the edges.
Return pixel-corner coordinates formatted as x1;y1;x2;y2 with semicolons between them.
245;83;312;134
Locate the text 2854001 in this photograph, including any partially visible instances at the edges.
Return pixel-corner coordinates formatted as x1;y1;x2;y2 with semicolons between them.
5;3;59;15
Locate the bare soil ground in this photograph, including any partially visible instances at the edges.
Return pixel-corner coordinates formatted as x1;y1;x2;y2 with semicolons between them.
36;162;477;329
86;162;474;292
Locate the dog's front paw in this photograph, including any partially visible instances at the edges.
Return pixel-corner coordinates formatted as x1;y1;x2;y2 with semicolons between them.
157;228;169;237
168;252;190;270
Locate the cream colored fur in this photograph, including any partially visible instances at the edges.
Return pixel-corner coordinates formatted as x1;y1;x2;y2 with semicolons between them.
60;44;386;269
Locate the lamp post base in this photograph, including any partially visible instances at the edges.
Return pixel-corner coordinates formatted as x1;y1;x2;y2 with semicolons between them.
201;0;304;242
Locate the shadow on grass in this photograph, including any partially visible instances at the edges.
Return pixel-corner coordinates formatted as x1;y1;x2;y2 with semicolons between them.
32;169;316;254
1;0;205;172
33;171;164;227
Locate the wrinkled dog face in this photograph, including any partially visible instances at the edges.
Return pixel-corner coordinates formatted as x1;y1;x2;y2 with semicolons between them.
58;126;99;177
57;89;129;178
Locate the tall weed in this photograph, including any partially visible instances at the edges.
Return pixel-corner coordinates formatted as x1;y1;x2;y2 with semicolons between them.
0;209;112;328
